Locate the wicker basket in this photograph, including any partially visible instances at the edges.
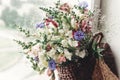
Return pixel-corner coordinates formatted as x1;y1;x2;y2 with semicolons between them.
56;54;118;80
91;33;119;80
92;59;119;80
55;33;119;80
57;62;81;80
57;56;96;80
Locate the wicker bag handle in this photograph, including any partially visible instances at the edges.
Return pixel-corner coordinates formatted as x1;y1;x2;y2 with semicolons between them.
86;32;104;55
91;32;104;46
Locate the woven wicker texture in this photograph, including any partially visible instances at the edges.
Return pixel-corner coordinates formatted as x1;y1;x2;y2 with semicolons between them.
57;62;82;80
92;59;119;80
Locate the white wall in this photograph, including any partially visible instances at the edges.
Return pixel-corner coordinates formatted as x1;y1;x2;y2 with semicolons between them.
101;0;120;76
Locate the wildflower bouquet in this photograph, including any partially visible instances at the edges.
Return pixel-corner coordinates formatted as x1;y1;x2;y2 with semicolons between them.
15;0;97;80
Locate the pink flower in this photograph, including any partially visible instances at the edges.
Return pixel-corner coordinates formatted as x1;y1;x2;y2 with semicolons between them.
77;42;81;47
45;18;52;26
58;55;66;64
59;3;70;12
51;20;58;28
47;69;53;76
85;26;92;33
45;19;58;28
81;20;91;33
46;44;52;51
72;30;77;38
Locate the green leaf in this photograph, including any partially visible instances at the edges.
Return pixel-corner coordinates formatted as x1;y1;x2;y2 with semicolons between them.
18;27;30;37
52;38;62;45
92;41;97;51
97;48;104;54
67;44;76;53
92;41;104;59
39;67;46;74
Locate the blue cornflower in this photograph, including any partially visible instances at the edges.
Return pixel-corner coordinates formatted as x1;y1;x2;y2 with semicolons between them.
36;22;45;28
74;30;85;41
48;59;56;70
79;1;88;8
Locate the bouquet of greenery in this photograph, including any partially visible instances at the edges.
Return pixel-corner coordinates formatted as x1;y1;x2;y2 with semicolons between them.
15;1;100;80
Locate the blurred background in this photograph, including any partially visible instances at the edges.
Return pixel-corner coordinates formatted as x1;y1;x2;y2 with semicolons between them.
0;0;92;80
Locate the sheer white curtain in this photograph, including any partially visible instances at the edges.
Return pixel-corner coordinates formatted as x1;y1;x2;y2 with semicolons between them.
0;0;93;80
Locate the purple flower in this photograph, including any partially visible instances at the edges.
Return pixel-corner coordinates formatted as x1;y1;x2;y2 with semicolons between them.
74;30;85;41
48;59;56;70
79;1;88;8
34;56;39;62
36;22;45;28
48;16;54;19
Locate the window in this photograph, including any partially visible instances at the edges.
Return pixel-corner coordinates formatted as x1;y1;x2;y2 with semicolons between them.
0;0;99;80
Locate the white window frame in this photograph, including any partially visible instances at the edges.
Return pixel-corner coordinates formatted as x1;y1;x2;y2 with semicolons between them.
91;0;101;32
91;0;101;11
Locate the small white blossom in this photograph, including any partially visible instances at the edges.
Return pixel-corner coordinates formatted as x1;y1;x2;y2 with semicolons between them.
68;39;78;47
51;36;60;41
48;23;55;29
27;43;41;56
65;31;73;38
47;48;56;57
32;43;40;51
59;29;64;34
64;49;72;60
71;18;76;28
61;39;68;47
73;9;84;18
48;28;54;33
37;28;45;33
75;50;86;58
